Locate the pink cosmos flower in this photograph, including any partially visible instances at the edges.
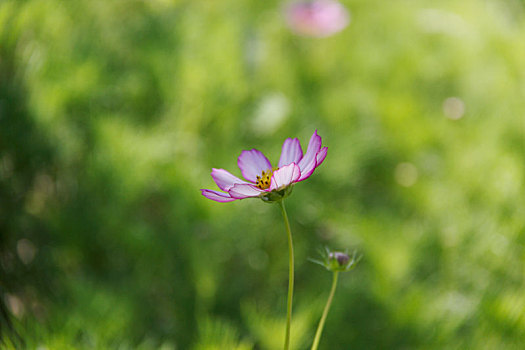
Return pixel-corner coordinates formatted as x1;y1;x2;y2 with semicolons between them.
201;130;327;203
285;0;350;38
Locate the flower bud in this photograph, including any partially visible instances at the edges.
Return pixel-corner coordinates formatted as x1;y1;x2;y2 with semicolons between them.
310;247;360;272
329;252;349;267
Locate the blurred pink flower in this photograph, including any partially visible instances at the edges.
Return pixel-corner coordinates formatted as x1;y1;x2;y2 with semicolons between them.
286;0;350;38
201;131;327;202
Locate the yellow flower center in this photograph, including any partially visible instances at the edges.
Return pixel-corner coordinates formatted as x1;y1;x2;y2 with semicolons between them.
255;169;274;189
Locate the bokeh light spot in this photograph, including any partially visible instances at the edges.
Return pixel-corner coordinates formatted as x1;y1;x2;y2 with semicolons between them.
395;162;419;187
443;97;466;120
17;239;37;265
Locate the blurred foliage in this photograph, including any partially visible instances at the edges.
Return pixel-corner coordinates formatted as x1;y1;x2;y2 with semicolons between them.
1;0;525;348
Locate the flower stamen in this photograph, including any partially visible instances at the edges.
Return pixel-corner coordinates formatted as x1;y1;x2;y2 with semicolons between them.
256;169;273;189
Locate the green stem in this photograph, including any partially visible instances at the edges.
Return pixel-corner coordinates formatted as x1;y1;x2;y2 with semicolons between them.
311;271;339;350
279;200;294;350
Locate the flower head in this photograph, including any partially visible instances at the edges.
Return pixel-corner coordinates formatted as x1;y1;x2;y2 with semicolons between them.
310;247;360;272
285;0;350;38
201;130;327;203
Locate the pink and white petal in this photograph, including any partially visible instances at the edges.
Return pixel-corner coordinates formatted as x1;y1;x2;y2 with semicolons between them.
315;147;328;168
237;149;273;183
201;189;237;203
211;168;249;191
269;163;301;190
297;147;327;182
228;183;266;199
298;130;322;181
278;138;304;168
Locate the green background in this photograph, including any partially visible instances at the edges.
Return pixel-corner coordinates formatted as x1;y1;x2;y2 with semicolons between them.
1;0;524;348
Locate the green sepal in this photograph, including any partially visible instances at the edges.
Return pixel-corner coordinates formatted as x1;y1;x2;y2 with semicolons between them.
259;185;294;203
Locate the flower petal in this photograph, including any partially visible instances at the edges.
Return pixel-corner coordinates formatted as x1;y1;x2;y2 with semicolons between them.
316;147;328;168
211;168;249;191
270;163;301;190
237;149;273;183
286;0;350;38
228;183;265;199
201;189;237;203
298;130;322;181
278;138;304;168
